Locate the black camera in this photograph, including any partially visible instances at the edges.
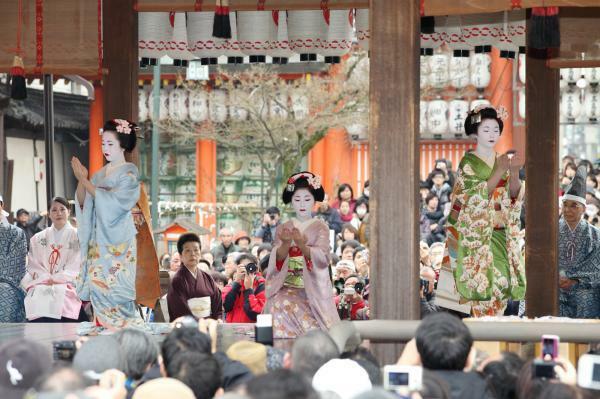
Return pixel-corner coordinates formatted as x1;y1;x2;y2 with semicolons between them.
269;214;276;220
354;281;365;294
420;278;430;293
532;359;557;379
245;263;258;274
53;340;77;362
334;278;345;295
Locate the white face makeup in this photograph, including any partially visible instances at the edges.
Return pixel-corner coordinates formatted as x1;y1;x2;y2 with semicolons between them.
292;188;315;221
476;118;501;151
102;131;125;163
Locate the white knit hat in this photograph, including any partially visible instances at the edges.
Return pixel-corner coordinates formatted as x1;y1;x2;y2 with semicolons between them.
312;359;372;399
335;260;356;273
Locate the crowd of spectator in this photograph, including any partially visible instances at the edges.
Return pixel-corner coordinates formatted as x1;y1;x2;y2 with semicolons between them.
561;155;600;227
3;312;598;399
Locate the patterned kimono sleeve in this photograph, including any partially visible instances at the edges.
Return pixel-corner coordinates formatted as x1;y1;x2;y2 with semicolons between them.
2;228;27;286
95;168;140;231
448;160;495;301
567;230;600;289
500;178;526;300
308;221;331;270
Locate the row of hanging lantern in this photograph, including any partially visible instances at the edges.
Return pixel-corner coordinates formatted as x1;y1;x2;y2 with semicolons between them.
139;10;354;66
138;87;310;123
558;68;600;123
422;52;492;91
420;96;491;137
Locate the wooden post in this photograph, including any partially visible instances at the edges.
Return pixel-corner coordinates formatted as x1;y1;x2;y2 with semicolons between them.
0;110;4;196
370;0;420;363
525;45;560;314
102;0;138;163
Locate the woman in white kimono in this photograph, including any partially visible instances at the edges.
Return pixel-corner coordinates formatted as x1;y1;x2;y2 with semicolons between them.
22;197;86;322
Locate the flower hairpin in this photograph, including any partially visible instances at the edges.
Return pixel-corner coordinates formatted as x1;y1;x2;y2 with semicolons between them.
114;119;133;134
286;172;322;191
496;106;509;122
307;175;322;190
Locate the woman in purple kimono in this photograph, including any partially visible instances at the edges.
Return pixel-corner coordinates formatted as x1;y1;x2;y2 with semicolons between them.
265;172;340;338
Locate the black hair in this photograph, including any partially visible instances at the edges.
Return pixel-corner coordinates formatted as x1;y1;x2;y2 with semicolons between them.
257;243;272;257
266;206;280;215
177;232;202;255
415;312;473;371
363;180;370;188
113;329;158;380
161;327;212;370
337;183;355;202
166;351;222;399
429;168;446;180
340;239;361;255
16;208;29;217
420;180;430;190
482;360;518;399
209;270;228;287
425;192;439;207
102;119;138;153
579;159;594;175
464;107;504;136
236;253;258;266
49;196;69;210
353;247;366;260
282;171;325;204
355;197;369;213
246;369;319;399
538;383;589;399
199;259;211;269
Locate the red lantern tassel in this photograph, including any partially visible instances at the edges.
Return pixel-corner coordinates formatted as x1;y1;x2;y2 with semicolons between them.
10;55;27;100
212;0;231;39
528;6;560;50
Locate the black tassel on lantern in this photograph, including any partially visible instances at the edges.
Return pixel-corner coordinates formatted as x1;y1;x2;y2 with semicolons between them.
10;55;26;100
528;7;560;50
212;0;232;39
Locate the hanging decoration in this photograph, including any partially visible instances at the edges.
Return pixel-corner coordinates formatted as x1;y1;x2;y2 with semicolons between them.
518;53;526;84
209;89;229;123
150;88;170;122
562;68;581;84
421;29;443;56
291;91;309;120
287;10;327;60
139;89;149;122
318;10;353;63
428;54;449;89
437;16;472;57
167;12;195;66
583;68;600;85
528;7;560;51
169;88;189;121
187;12;226;64
212;0;232;39
470;53;492;90
448;99;469;135
139;12;172;66
560;89;582;121
266;11;294;64
461;13;501;53
270;92;289;119
584;86;600;121
237;11;277;60
420;100;428;135
10;0;26;100
427;97;449;135
449;57;470;89
518;88;526;120
355;9;369;52
420;56;430;90
222;12;245;63
189;91;209;122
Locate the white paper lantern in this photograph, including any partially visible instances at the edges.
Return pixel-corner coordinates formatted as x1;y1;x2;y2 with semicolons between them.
518;88;526;120
169;88;189;121
209;90;228;123
583;68;600;84
438;15;472;52
187;12;227;59
470;53;492;89
238;11;277;57
139;12;172;59
560;90;582;120
470;97;491;113
291;92;309;120
427;98;449;135
287;10;327;54
189;91;209;122
462;13;502;49
562;68;581;84
420;56;430;89
428;54;449;89
266;11;295;60
518;53;526;85
270;92;289;119
167;12;195;61
229;90;249;121
584;87;600;120
355;9;369;52
448;99;469;134
420;100;428;134
449;57;470;89
150;88;170;121
138;89;149;122
319;10;353;59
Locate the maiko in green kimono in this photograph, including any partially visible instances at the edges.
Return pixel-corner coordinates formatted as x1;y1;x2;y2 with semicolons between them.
444;106;526;317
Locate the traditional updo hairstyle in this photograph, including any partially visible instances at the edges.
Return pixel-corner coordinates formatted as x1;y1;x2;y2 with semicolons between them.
102;119;138;152
464;107;504;136
282;171;325;204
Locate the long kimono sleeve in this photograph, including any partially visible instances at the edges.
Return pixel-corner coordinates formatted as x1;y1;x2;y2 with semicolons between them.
22;234;51;290
566;227;600;288
446;161;496;301
167;274;192;320
3;228;27;287
308;222;331;270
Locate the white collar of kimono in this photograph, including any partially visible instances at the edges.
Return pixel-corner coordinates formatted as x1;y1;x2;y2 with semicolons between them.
291;217;318;233
51;222;71;233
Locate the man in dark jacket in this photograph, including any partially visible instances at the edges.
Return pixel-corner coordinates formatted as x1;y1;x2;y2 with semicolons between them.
313;194;343;235
414;313;494;399
222;254;266;323
15;208;44;249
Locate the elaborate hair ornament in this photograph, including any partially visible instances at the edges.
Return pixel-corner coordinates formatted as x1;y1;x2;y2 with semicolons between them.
496;106;509;122
99;119;141;135
469;104;506;125
286;172;322;192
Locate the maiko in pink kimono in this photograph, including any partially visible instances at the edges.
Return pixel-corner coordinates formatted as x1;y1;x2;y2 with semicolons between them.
22;197;86;322
265;172;339;338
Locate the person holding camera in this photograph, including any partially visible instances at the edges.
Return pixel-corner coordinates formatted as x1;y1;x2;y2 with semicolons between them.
254;207;281;244
335;275;368;321
222;254;266;323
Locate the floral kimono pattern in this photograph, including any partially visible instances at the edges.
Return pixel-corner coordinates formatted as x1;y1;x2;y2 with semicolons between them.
444;153;526;316
75;163;144;331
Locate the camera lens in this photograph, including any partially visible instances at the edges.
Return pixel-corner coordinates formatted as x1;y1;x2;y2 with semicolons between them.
269;214;275;220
